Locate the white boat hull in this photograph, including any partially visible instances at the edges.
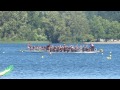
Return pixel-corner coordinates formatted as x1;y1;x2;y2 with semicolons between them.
49;51;99;54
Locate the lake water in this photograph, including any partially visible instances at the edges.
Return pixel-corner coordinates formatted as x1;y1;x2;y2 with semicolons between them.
0;43;120;79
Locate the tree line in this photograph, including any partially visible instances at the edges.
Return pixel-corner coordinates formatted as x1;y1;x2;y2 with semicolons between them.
0;11;120;43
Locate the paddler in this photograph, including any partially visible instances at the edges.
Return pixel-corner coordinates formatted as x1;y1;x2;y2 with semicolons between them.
27;43;32;50
90;43;95;51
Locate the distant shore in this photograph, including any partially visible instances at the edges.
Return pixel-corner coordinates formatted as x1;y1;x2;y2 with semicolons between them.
84;41;120;44
0;41;120;44
0;41;50;44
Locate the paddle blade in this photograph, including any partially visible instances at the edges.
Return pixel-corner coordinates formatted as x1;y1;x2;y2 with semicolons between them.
0;65;14;76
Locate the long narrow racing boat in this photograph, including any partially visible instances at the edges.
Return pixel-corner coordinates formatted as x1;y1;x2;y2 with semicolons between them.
23;43;103;54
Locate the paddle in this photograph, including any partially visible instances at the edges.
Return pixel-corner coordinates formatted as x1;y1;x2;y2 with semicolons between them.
0;65;14;76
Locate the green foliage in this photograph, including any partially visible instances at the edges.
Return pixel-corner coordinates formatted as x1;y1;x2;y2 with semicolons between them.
0;11;120;43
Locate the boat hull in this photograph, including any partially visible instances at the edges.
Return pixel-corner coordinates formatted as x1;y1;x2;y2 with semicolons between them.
49;51;99;53
20;49;100;54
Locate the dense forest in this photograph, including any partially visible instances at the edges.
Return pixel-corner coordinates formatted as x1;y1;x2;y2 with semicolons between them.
0;11;120;43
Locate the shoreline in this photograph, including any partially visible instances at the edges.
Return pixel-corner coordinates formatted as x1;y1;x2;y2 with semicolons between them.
0;41;50;44
84;41;120;44
0;41;120;44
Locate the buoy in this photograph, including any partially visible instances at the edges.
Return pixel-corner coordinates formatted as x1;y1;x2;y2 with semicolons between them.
107;56;112;60
50;52;52;55
42;56;44;58
110;52;112;54
99;49;103;52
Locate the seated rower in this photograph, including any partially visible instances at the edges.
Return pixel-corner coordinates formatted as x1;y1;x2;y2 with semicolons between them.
90;43;95;51
27;43;32;50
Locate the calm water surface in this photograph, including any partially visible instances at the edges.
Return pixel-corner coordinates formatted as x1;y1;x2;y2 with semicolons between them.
0;43;120;79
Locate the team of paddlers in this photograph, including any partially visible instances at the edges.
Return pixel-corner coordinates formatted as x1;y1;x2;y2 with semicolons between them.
27;43;95;52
